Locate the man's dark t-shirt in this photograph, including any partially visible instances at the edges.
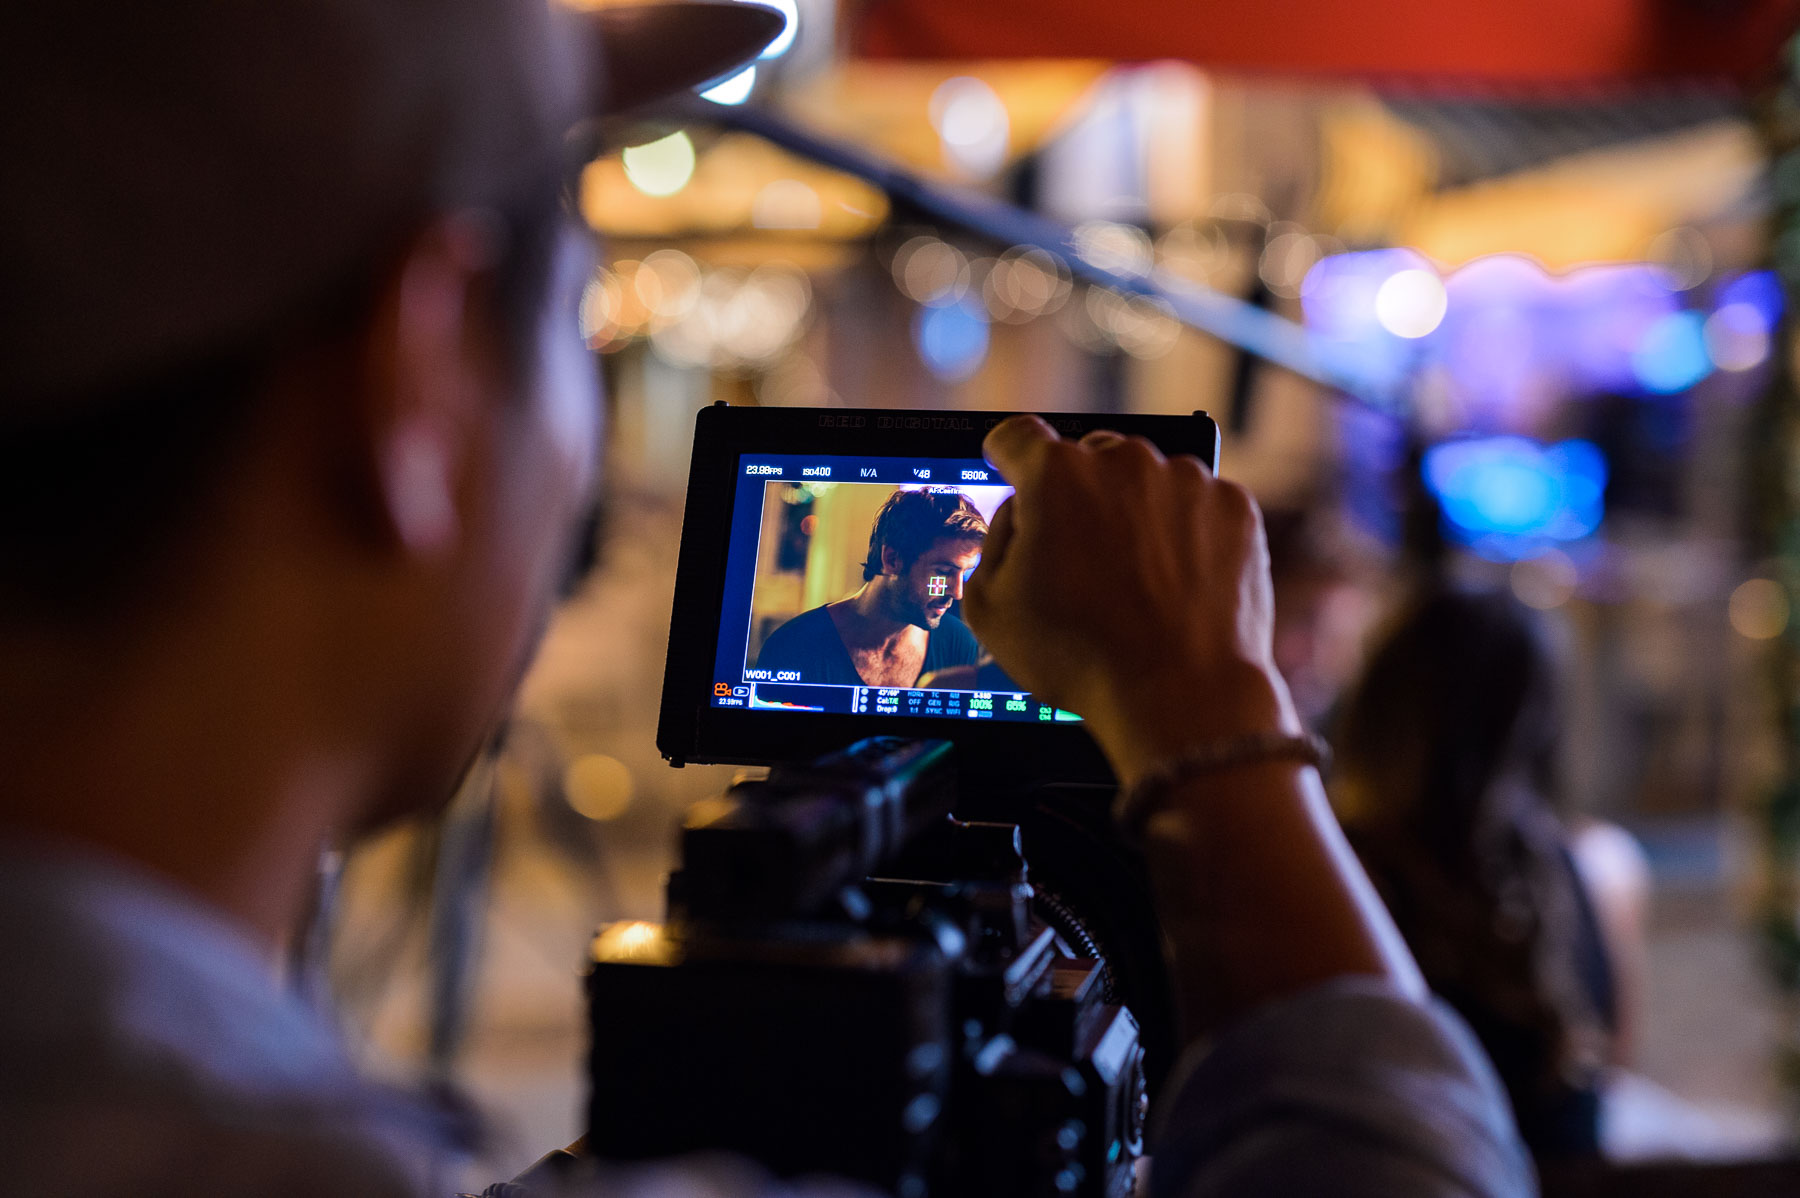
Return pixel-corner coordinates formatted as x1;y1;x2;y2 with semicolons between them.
755;605;980;687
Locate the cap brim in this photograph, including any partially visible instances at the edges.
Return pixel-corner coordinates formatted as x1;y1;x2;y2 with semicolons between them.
582;2;787;114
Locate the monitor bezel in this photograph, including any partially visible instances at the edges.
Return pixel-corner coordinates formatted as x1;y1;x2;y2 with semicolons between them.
656;404;1222;786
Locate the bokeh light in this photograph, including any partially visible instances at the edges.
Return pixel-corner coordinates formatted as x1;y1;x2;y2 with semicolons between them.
621;131;697;198
1072;220;1154;279
1084;288;1178;358
1259;230;1326;298
1729;578;1790;641
726;265;813;362
1511;550;1580;610
913;295;990;381
564;754;635;821
1704;303;1772;373
1374;268;1448;339
893;236;971;306
579;271;626;348
635;250;702;324
1302;247;1432;340
1631;310;1712;393
1156;222;1232;286
1717;270;1784;330
1423;437;1607;560
1297;252;1750;423
930;76;1010;179
639;260;813;372
1648;225;1714;291
982;246;1072;323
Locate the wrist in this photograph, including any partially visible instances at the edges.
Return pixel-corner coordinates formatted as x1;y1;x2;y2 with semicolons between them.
1085;659;1302;788
1113;731;1331;846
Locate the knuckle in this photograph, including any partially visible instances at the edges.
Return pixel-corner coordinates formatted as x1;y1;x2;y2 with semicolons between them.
1169;455;1209;487
1115;435;1160;463
1040;438;1082;474
1215;479;1259;519
1214;477;1249;504
1090;435;1160;477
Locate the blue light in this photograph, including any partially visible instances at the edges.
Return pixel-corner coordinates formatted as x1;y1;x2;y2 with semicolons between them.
914;297;989;382
1464;457;1557;533
1631;311;1712;394
1301;251;1759;416
1423;436;1608;561
1301;248;1432;342
1716;270;1783;331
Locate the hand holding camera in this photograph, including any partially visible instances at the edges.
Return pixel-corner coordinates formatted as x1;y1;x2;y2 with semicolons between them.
958;414;1422;1041
964;415;1303;787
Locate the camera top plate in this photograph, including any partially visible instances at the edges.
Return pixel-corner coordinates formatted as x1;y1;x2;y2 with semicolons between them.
656;403;1221;788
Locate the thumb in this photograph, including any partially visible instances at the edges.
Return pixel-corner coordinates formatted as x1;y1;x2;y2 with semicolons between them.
982;414;1059;496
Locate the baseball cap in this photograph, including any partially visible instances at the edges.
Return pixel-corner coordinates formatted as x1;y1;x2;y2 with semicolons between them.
0;0;783;412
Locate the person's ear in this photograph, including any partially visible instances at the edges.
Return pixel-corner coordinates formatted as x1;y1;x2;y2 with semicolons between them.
354;213;505;560
880;545;904;577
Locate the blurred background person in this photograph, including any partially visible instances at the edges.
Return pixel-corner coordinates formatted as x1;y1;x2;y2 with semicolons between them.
1331;588;1648;1160
1263;500;1386;730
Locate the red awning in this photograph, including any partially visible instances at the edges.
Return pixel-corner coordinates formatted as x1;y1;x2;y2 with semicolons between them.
853;0;1800;88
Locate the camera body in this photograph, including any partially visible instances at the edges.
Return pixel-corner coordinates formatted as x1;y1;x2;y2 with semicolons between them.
587;406;1223;1195
588;740;1145;1198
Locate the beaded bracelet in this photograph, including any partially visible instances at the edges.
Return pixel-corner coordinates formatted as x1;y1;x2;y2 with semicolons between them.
1112;729;1332;847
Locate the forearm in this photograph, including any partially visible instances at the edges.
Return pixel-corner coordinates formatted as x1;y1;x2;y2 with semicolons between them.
1087;666;1425;1040
1139;759;1424;1040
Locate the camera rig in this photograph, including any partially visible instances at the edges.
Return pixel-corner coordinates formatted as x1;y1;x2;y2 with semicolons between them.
585;405;1222;1195
588;739;1150;1198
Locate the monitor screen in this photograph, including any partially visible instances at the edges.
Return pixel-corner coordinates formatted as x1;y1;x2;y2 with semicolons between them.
707;452;1081;726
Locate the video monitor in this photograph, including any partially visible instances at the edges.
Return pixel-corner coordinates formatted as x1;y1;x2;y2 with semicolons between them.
724;462;1036;719
657;405;1220;785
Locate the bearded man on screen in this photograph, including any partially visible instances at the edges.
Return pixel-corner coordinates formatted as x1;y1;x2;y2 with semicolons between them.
756;489;985;689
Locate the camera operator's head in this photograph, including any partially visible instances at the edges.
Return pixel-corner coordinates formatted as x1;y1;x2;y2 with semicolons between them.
861;490;988;632
0;0;778;935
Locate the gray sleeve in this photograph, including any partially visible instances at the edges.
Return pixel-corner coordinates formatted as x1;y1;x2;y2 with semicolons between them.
1;1097;438;1198
501;1151;887;1198
1146;979;1538;1198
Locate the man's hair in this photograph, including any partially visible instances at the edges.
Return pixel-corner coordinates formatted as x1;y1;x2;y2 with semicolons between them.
861;491;988;582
